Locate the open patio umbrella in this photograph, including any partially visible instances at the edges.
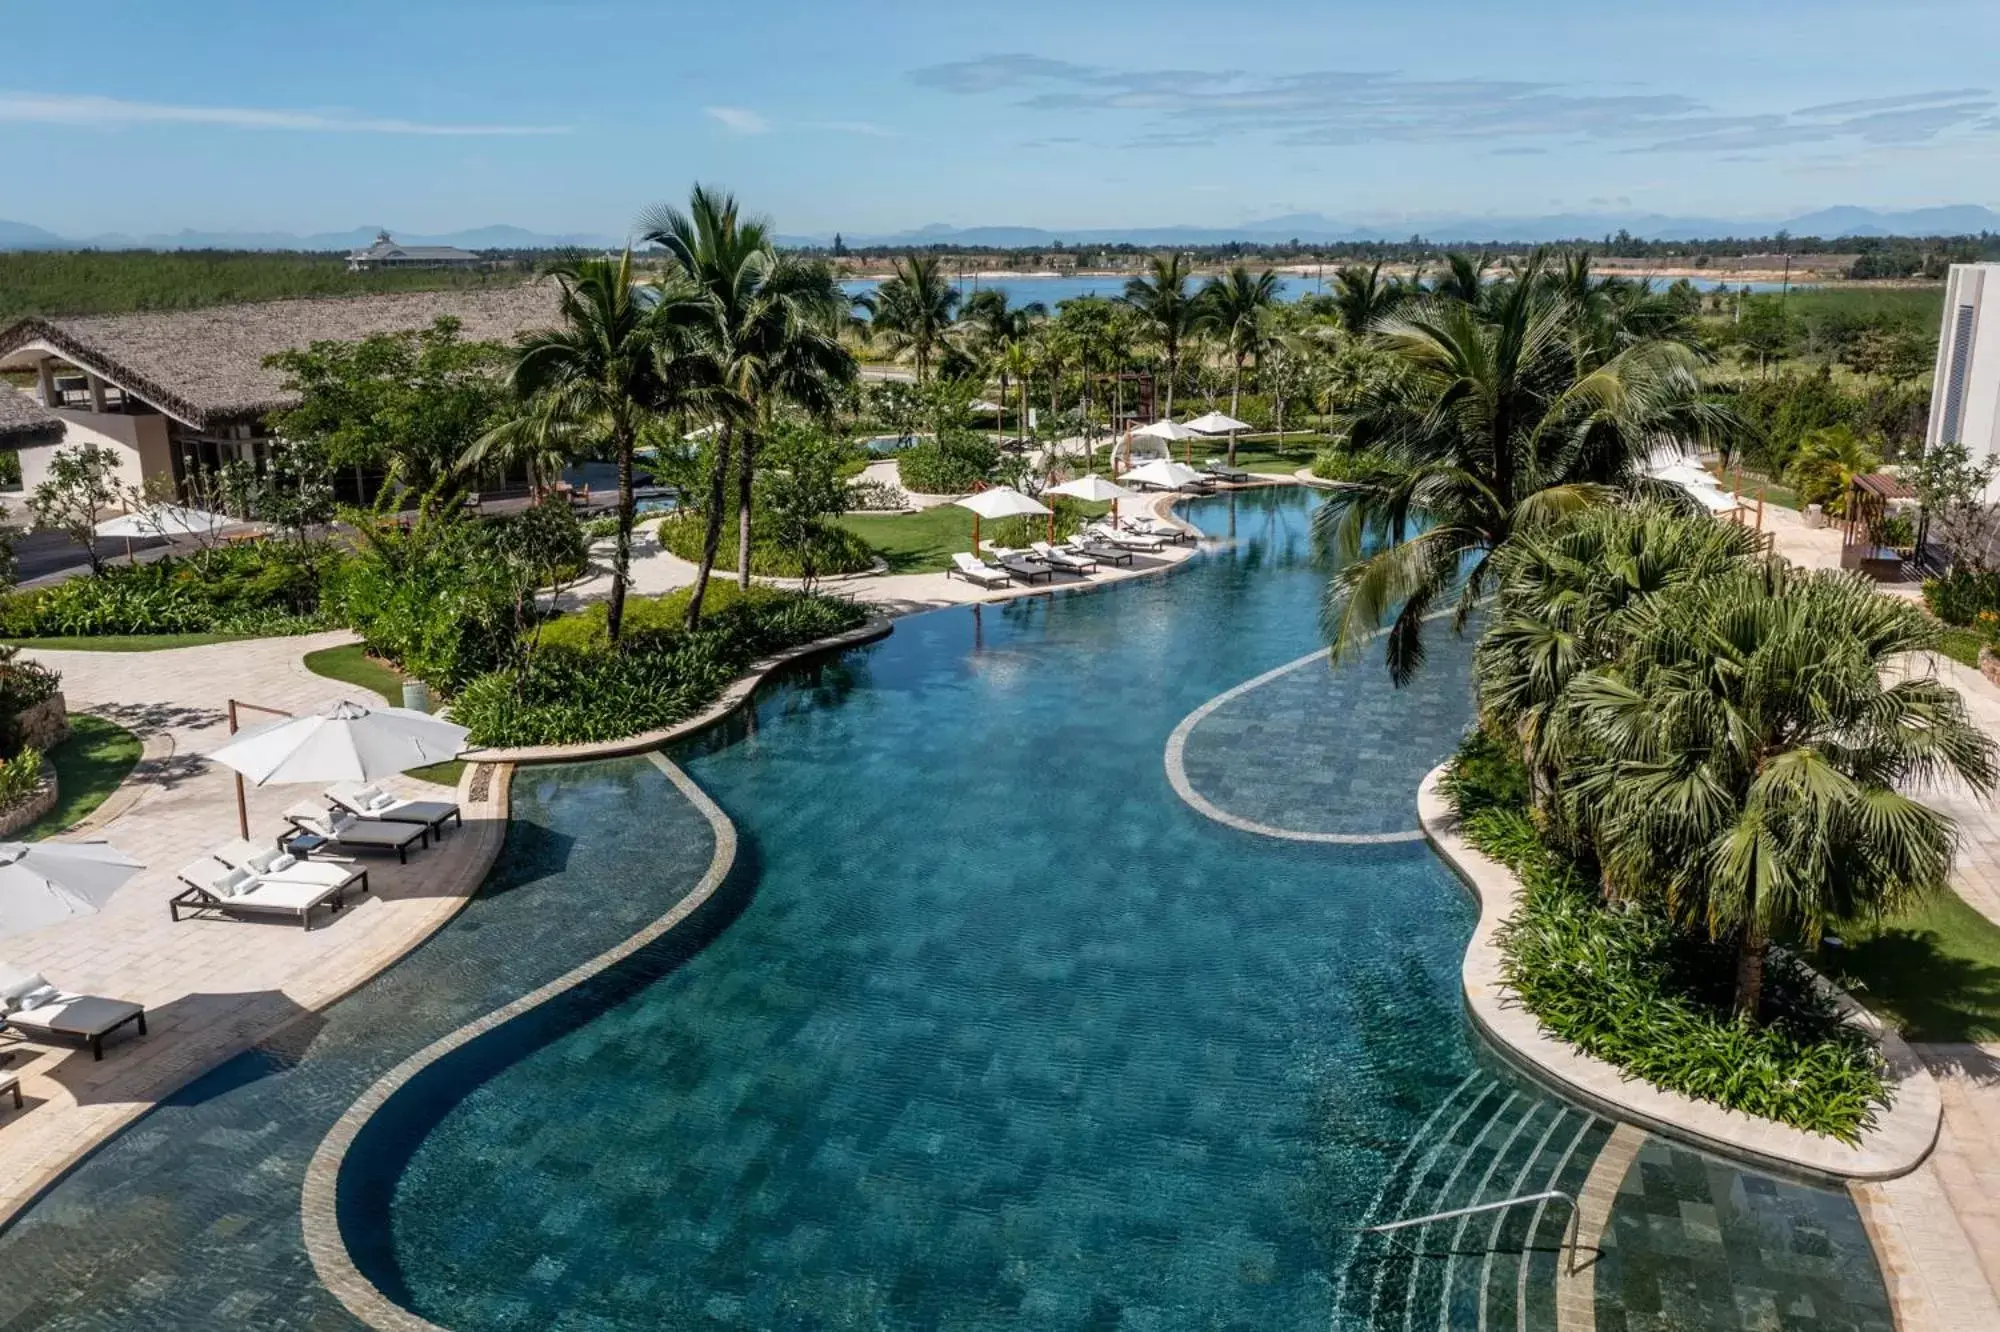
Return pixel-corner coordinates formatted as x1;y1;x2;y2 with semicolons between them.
1131;418;1201;464
1124;459;1206;493
953;486;1049;554
209;700;470;837
1183;410;1252;468
0;841;145;938
1048;473;1142;529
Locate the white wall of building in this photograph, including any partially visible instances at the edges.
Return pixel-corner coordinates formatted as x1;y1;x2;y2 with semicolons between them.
17;409;172;499
1929;264;2000;501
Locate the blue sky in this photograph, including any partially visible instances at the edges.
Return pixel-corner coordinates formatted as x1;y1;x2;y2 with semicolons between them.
4;0;1997;238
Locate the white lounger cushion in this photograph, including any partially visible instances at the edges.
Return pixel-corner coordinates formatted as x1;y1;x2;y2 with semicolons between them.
9;993;140;1038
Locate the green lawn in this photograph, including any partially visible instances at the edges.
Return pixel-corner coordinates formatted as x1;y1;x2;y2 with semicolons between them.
17;714;143;841
1939;627;1985;670
3;632;259;652
302;643;464;787
837;499;1112;575
1825;888;2000;1042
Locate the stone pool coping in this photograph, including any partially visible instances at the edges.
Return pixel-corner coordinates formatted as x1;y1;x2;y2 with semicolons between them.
300;752;738;1332
1417;764;1942;1182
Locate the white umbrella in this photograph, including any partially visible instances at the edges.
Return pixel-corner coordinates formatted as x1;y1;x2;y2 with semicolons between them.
1650;463;1722;490
953;486;1050;551
0;841;144;938
210;700;469;787
1047;475;1140;503
1183;411;1251;435
1681;484;1744;514
1124;459;1206;492
1132;419;1199;441
94;505;235;539
967;399;1005;415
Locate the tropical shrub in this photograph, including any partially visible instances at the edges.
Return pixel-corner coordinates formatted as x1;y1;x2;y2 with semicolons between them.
654;512;874;578
0;747;43;809
1925;569;2000;627
847;479;906;511
895;432;998;494
1448;735;1892;1142
452;588;868;747
0;543;333;638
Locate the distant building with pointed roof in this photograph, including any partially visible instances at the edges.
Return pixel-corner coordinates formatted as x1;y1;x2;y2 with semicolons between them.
345;230;484;272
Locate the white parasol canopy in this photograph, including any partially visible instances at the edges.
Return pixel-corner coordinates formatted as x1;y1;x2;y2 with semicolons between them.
967;399;1005;415
1682;484;1745;514
1183;411;1251;435
952;487;1051;520
94;505;235;539
1651;463;1723;490
1132;419;1200;441
1046;475;1141;503
0;841;145;938
209;700;469;787
1124;459;1207;491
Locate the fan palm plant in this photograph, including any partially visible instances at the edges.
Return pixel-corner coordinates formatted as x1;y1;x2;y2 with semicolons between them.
639;186;856;607
1562;561;1996;1020
472;252;709;644
1195;265;1281;463
1320;253;1739;684
1121;253;1197;417
860;252;961;382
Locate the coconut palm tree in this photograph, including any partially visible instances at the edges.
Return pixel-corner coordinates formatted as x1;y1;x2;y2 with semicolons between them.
1329;261;1404;335
473;252;709;644
639;186;856;607
1436;252;1492;307
1562;561;1996;1020
1121;253;1197;417
1786;425;1881;514
960;289;1045;433
1195;265;1281;463
861;252;961;382
1319;252;1740;685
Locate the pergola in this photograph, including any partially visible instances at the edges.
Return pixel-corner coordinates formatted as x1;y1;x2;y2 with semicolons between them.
1840;472;1917;580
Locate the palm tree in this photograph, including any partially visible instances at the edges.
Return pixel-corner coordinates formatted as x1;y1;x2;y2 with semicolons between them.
1563;561;1996;1020
1195;265;1281;463
861;252;960;382
1435;252;1492;306
960;289;1045;434
1319;252;1740;684
1121;253;1197;417
639;186;856;606
1329;261;1403;335
1474;504;1765;823
474;252;707;644
1786;425;1880;514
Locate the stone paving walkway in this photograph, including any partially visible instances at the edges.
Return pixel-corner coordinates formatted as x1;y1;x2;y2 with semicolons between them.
0;631;506;1227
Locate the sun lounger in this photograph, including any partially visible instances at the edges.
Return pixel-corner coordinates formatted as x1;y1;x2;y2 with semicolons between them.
327;782;462;836
0;964;146;1060
1066;534;1134;566
1088;524;1168;552
1031;541;1097;573
172;852;369;930
1121;516;1191;544
1203;459;1252;483
214;839;371;892
947;552;1013;588
282;803;429;863
992;550;1054;585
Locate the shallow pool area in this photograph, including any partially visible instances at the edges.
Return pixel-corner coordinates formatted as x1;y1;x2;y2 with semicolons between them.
0;486;1901;1330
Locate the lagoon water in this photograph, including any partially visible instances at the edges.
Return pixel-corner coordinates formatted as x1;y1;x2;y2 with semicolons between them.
841;272;1799;310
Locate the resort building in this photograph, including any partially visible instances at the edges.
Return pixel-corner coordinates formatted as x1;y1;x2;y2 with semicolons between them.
1929;262;2000;500
0;284;558;501
0;381;63;452
345;230;484;272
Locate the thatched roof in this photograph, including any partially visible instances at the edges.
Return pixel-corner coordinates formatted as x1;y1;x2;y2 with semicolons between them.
0;282;561;430
0;382;61;445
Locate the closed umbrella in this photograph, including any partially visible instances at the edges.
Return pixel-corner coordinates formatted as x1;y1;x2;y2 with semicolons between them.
0;841;144;938
953;486;1049;553
209;699;470;837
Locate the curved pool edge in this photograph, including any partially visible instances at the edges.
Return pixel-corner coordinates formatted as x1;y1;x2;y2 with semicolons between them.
1416;763;1943;1183
0;758;515;1236
300;753;739;1332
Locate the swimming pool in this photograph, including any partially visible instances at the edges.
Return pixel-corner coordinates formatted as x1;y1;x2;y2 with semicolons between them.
0;486;1895;1330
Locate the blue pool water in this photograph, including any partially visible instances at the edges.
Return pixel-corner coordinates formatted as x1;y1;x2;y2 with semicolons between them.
0;485;1895;1330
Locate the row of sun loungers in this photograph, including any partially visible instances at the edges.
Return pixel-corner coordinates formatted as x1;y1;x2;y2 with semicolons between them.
946;519;1191;589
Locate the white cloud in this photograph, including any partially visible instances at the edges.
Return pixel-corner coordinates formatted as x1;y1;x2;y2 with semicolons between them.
806;119;900;138
704;105;771;134
0;91;567;135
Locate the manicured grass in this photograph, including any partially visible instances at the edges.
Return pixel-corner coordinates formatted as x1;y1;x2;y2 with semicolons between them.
1705;465;1801;512
2;632;258;652
836;508;975;574
1826;888;2000;1042
1938;628;1985;670
303;643;464;787
17;714;143;841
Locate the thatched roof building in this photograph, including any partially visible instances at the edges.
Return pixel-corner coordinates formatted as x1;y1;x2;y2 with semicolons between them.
0;282;560;432
0;382;61;445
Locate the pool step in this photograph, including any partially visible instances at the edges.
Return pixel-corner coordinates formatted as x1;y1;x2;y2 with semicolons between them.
1332;1072;1610;1331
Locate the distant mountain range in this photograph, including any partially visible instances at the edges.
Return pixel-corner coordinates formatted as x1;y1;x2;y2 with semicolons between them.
2;205;1996;254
